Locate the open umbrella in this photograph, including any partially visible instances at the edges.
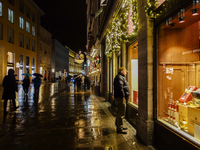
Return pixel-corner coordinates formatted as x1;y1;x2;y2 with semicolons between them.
22;73;32;76
32;73;43;77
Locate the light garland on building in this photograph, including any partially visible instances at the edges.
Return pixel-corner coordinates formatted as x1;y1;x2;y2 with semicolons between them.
145;0;158;18
105;0;138;56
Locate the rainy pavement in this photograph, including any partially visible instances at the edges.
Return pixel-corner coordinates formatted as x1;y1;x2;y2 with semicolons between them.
0;82;152;150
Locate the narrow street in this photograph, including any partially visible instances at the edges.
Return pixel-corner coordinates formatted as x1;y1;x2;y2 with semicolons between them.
0;83;151;150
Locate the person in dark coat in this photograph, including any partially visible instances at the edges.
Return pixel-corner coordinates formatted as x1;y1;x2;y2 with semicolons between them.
76;76;82;91
32;76;41;97
114;67;130;134
22;75;30;95
2;69;19;113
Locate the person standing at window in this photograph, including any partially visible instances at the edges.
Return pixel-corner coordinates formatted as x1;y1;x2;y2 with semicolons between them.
114;67;130;134
2;69;19;114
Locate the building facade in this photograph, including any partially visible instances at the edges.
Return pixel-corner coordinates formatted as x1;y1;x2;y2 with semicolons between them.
51;39;69;81
38;25;52;82
87;0;200;149
0;0;44;83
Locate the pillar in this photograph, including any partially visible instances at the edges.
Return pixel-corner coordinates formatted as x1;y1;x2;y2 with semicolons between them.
122;42;126;68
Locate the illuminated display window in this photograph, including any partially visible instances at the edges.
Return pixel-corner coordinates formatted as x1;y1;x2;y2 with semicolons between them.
157;1;200;144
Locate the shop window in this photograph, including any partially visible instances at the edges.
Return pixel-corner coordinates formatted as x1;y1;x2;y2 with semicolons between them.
19;17;24;29
32;40;35;51
0;23;2;40
19;54;24;81
128;42;138;106
19;33;24;47
26;56;30;73
0;2;2;16
26;6;30;18
19;1;24;14
8;8;14;23
32;57;35;76
7;27;14;44
26;21;30;33
7;51;14;73
32;25;35;36
26;36;30;50
157;2;200;144
32;12;35;23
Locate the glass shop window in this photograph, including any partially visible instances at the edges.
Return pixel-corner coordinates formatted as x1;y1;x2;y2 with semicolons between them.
128;42;138;106
157;1;200;144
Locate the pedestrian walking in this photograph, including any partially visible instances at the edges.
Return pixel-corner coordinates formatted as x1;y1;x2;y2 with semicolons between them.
114;67;130;134
22;75;30;95
2;69;19;114
32;76;41;97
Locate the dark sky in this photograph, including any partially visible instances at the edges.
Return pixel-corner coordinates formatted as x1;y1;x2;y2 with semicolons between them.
33;0;87;53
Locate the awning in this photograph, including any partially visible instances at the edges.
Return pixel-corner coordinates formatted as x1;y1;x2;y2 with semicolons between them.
95;7;103;18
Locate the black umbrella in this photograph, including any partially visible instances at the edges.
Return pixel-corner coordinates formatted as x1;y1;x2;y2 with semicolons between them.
32;73;43;77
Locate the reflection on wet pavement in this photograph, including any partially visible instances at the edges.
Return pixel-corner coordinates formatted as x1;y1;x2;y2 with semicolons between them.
0;83;149;150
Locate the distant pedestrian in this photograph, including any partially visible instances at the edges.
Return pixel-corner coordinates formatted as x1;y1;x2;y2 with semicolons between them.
114;67;130;134
77;76;82;91
32;76;41;97
22;75;30;95
44;77;46;82
2;69;19;114
81;75;85;90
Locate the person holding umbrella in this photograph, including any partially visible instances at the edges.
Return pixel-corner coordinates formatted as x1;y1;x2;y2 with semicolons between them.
22;73;31;95
32;73;42;97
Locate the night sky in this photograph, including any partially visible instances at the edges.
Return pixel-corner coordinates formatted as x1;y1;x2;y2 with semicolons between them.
33;0;87;53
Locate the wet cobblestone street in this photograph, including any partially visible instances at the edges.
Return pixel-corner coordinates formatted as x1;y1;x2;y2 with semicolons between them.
0;83;152;150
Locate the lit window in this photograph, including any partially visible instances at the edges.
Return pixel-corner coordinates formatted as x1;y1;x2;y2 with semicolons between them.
26;21;30;33
19;17;24;29
8;8;14;23
0;2;2;16
32;25;35;36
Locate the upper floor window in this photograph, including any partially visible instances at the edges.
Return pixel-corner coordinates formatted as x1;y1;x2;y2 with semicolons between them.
26;36;30;50
8;27;14;44
26;6;30;18
0;2;2;17
8;8;14;23
19;17;24;29
26;21;30;33
0;23;3;40
32;12;35;23
32;40;35;52
19;1;24;14
32;25;35;36
8;0;14;6
19;33;24;47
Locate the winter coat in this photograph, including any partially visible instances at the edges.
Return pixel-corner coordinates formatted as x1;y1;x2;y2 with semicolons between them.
22;77;30;88
114;72;130;100
32;78;41;87
2;75;18;99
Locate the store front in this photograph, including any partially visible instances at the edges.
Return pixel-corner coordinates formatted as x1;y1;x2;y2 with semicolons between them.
155;1;200;149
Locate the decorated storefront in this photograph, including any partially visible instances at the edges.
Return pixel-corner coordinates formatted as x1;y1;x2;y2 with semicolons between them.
104;0;139;126
154;0;200;149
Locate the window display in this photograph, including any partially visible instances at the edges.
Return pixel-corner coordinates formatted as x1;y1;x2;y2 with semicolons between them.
128;42;138;106
157;1;200;144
